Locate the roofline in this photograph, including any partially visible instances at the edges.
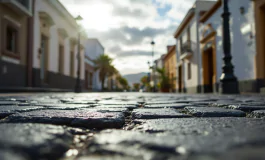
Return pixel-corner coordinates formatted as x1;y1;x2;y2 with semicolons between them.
173;8;195;38
164;45;176;60
87;38;104;50
47;0;79;29
200;0;222;23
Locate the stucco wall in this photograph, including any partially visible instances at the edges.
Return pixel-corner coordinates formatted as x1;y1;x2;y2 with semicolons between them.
200;0;256;83
0;4;29;66
176;16;199;89
33;0;84;80
84;39;104;91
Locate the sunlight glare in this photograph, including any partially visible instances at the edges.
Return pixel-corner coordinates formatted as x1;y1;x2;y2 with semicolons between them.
76;3;118;31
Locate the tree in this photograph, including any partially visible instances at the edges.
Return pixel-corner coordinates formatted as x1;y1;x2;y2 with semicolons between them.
140;76;148;85
156;67;171;92
140;75;150;91
93;54;116;90
133;83;140;91
117;76;129;90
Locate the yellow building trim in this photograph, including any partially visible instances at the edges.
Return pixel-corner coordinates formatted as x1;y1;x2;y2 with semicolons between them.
253;0;265;79
200;24;217;88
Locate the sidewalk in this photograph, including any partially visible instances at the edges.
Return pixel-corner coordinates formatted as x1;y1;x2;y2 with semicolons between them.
0;87;72;93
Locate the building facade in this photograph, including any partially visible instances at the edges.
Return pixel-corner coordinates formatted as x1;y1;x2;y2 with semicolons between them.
199;0;265;93
164;45;177;92
84;39;104;91
107;72;122;91
174;0;216;93
0;0;33;87
32;0;85;90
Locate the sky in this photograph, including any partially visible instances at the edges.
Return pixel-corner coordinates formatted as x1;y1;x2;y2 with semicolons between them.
60;0;197;75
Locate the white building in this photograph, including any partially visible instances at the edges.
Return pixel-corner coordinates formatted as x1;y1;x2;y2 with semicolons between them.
33;0;85;89
199;0;265;93
174;0;216;93
84;39;104;91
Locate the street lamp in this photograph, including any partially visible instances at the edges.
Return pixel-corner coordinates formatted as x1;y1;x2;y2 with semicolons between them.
74;15;83;93
219;0;239;94
150;40;155;92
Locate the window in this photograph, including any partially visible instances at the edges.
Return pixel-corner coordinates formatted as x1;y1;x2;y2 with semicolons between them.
16;0;30;9
6;26;18;53
2;18;20;59
188;62;191;80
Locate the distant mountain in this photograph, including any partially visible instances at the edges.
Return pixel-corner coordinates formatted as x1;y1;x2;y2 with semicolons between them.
123;72;148;86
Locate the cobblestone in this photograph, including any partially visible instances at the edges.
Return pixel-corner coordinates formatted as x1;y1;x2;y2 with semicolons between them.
227;104;265;112
144;103;191;109
185;106;246;117
0;105;43;119
0;93;265;160
132;108;190;119
0;123;73;160
3;110;125;129
249;110;265;118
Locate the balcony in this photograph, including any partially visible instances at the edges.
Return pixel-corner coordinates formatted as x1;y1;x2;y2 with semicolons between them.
0;0;32;16
180;40;193;60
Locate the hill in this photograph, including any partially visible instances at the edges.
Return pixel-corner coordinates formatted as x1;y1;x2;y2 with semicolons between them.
123;72;147;86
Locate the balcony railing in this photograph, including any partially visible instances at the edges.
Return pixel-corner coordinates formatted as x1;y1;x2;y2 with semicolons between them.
16;0;29;8
181;40;193;55
180;40;193;60
0;0;32;16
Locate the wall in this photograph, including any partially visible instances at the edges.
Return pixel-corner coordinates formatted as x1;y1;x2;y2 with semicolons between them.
200;0;256;85
84;39;104;91
164;47;177;92
33;0;85;89
0;4;29;87
33;0;82;78
176;16;199;92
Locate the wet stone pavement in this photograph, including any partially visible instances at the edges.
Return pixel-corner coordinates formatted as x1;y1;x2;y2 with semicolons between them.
0;93;265;160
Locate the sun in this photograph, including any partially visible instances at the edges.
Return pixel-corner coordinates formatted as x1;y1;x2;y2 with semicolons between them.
62;1;117;31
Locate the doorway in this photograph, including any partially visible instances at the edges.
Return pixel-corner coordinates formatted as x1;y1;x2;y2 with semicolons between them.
254;0;265;83
178;66;182;93
40;35;48;83
203;47;214;93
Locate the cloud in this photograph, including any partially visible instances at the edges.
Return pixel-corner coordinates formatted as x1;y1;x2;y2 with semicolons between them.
108;46;122;53
116;50;153;58
112;7;149;18
60;0;197;75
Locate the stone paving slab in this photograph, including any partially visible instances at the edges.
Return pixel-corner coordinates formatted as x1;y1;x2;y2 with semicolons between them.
96;105;138;110
3;110;125;129
82;107;129;113
226;104;265;112
249;110;265;118
85;118;265;159
0;150;28;160
82;118;265;159
0;101;21;105
78;155;137;160
39;103;95;110
0;123;72;160
0;105;44;119
0;93;265;159
97;100;138;105
185;106;246;117
144;103;192;109
132;108;190;119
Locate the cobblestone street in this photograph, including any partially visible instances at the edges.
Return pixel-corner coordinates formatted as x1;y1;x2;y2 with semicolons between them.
1;93;265;160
